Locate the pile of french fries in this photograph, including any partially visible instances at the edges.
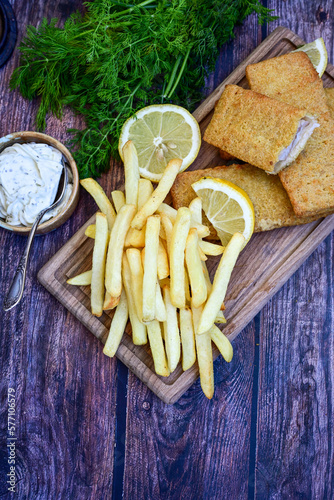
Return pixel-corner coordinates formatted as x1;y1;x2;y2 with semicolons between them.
68;141;245;398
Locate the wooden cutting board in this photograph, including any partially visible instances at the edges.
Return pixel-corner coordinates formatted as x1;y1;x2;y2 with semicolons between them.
38;27;334;404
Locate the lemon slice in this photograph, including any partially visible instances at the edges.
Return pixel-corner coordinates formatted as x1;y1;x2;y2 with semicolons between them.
119;104;201;182
191;177;255;248
293;38;328;77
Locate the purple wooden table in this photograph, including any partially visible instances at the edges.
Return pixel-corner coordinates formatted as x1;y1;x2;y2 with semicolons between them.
0;1;333;498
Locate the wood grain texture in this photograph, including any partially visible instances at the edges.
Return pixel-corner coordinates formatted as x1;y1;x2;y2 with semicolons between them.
0;1;334;499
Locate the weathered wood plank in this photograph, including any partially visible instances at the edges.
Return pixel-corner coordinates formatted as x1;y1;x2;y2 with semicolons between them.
254;4;334;498
123;324;255;500
0;1;118;498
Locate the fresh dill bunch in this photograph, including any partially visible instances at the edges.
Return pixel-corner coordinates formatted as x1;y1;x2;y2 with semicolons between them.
11;0;276;178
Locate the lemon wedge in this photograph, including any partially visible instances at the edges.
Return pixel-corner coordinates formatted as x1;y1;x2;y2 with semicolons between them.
119;104;201;182
191;177;255;248
293;37;328;77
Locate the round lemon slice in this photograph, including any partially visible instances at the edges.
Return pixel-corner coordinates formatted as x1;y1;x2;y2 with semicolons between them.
119;104;201;182
191;177;255;248
293;37;328;77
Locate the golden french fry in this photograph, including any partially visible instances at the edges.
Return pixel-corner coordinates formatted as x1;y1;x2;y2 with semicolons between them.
156;203;177;222
214;310;227;324
155;282;167;322
192;305;214;399
67;270;92;286
124;227;146;248
189;197;202;224
159;225;166;241
142;215;160;322
138;179;154;210
105;204;136;297
179;307;196;371
197;232;245;334
199;240;225;256
85;224;96;239
122;254;147;345
80;178;116;230
111;190;125;213
198;245;207;262
131;159;182;230
123;140;139;207
147;320;170;377
91;212;109;317
157;238;169;280
185;228;207;308
170;207;191;309
160;213;173;255
103;291;120;310
126;248;144;322
163;286;181;373
210;324;233;362
202;261;212;295
103;289;128;357
184;265;191;304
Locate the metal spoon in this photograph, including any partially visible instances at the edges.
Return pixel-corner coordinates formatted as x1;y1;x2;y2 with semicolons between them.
3;161;68;311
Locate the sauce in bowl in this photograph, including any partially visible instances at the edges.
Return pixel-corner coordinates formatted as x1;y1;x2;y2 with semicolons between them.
0;142;72;226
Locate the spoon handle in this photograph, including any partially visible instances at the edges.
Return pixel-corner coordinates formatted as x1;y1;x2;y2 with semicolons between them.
3;210;46;311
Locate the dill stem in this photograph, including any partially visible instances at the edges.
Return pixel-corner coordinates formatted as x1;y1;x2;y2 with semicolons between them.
163;55;182;99
111;0;156;19
166;47;192;99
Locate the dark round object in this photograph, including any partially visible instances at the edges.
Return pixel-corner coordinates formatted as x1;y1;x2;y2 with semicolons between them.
0;0;17;68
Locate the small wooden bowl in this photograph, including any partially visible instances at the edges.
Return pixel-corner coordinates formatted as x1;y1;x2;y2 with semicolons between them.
0;131;79;235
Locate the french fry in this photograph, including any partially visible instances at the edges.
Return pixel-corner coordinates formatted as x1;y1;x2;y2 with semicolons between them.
198;245;207;261
199;240;225;256
105;204;136;297
67;270;92;286
192;305;214;399
123;140;139;207
214;310;227;324
197;232;245;334
179;307;196;371
155;282;167;322
103;291;120;310
163;286;181;373
189;197;202;224
126;248;144;322
210;324;233;362
184;265;191;304
122;254;147;345
170;207;191;308
111;190;125;213
146;320;169;377
91;212;109;317
103;289;128;357
159;278;170;289
85;224;96;239
157;239;169;280
156;203;177;222
185;228;207;308
138;179;154;210
131;159;182;230
124;227;146;248
142;215;160;322
202;261;212;295
80;178;116;230
160;213;173;255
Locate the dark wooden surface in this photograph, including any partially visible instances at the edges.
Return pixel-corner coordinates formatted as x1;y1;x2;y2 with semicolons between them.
0;1;333;498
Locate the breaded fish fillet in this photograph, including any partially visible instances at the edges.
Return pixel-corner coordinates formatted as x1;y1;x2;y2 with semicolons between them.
246;53;334;217
325;88;334;116
170;164;319;237
203;85;318;174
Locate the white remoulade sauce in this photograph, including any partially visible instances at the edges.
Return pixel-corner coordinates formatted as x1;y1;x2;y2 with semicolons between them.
0;142;72;226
